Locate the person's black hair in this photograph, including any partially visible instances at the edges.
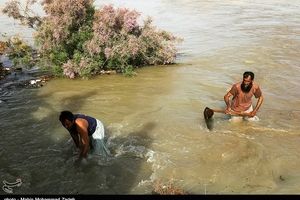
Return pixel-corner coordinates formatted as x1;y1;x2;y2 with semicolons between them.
59;110;74;123
243;71;254;80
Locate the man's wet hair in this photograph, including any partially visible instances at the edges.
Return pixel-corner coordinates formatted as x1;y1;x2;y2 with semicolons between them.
59;110;74;123
243;71;254;80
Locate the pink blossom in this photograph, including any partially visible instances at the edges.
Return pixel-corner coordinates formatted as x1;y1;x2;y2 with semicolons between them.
104;47;112;59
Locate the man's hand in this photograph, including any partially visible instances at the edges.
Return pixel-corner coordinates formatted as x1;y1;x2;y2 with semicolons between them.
249;110;257;117
225;106;232;114
74;157;88;166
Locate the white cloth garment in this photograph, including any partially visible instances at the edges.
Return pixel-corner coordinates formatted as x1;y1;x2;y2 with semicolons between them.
229;105;260;122
89;119;111;157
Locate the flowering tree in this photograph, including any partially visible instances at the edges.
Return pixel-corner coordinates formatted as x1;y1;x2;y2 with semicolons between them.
3;0;181;78
2;0;42;29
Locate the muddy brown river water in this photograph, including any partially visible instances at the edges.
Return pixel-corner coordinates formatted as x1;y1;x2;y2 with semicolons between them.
0;0;300;194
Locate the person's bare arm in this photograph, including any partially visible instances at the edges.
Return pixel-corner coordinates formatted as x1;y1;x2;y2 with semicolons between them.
224;91;233;114
70;132;80;148
250;95;264;117
75;118;90;159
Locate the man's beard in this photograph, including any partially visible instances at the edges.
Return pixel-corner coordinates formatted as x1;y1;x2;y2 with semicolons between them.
241;82;252;93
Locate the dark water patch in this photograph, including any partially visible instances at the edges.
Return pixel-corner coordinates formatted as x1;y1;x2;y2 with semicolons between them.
0;83;154;194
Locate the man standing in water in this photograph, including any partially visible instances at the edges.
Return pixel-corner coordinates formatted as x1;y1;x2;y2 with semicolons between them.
59;111;110;162
224;71;264;121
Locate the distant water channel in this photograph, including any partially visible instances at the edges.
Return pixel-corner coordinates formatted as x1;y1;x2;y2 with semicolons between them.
0;0;300;194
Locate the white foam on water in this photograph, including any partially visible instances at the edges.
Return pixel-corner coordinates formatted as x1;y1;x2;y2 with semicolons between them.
250;126;289;133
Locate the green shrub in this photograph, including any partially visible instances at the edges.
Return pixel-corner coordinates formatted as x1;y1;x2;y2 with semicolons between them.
3;0;182;78
5;35;36;69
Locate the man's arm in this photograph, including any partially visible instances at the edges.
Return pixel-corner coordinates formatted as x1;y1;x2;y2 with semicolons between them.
70;132;80;148
224;91;233;114
75;118;90;159
250;95;264;117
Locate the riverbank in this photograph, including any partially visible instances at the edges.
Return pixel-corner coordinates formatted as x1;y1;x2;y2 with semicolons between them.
0;54;53;89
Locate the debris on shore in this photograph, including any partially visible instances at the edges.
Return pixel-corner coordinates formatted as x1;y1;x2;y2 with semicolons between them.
152;180;188;195
1;51;53;89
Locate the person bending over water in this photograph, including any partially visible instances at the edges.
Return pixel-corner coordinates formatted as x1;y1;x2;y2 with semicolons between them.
59;111;110;163
224;71;264;122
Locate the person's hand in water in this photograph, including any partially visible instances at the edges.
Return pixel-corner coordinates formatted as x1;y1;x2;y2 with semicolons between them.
74;157;88;167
